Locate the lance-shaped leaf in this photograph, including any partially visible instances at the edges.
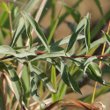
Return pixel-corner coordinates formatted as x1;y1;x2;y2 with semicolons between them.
56;81;67;100
66;32;78;52
11;17;25;47
0;62;23;101
6;65;23;101
48;18;59;44
21;64;30;105
22;12;49;51
103;31;110;45
0;45;16;55
0;2;10;13
51;65;57;102
0;45;36;59
66;15;86;52
29;62;55;93
30;71;39;101
62;65;70;86
94;0;103;15
31;50;65;61
84;14;91;51
68;73;82;94
76;16;86;33
64;4;81;23
62;65;81;94
87;62;105;84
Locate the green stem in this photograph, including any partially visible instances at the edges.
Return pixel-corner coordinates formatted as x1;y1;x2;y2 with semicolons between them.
7;2;13;38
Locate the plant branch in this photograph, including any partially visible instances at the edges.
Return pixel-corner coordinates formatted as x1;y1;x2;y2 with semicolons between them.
1;53;110;62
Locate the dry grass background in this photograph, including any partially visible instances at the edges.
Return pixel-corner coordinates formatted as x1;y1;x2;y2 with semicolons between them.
40;0;110;41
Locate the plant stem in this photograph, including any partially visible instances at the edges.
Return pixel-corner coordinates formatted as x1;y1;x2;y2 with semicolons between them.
7;2;13;38
91;21;110;103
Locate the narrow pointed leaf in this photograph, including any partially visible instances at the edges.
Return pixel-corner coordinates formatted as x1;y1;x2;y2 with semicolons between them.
0;45;16;55
11;17;25;47
22;12;49;51
2;63;23;101
61;66;69;85
66;32;78;52
87;62;104;84
21;64;30;105
57;81;67;100
0;2;10;13
68;74;82;94
103;31;110;45
84;14;91;51
51;65;57;102
76;17;85;33
66;15;86;52
30;71;39;101
29;62;56;93
94;0;103;15
62;65;81;94
48;18;59;44
64;4;81;23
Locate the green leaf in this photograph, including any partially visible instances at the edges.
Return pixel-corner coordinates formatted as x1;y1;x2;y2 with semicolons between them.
56;81;67;100
31;50;65;61
51;0;56;20
24;0;41;15
48;18;59;44
91;10;110;39
21;64;30;105
15;47;36;58
30;70;45;108
1;63;23;101
64;4;81;23
84;14;91;51
22;12;49;51
51;65;57;102
23;17;32;47
11;17;25;47
80;37;106;55
0;45;36;58
51;34;85;48
94;0;103;15
61;65;69;86
87;62;104;84
0;2;10;13
62;65;81;94
30;71;39;101
66;32;78;52
103;31;110;45
68;73;82;94
0;11;8;27
7;66;23;101
0;45;16;55
81;85;110;102
59;0;83;25
66;14;88;52
76;16;85;33
29;62;56;93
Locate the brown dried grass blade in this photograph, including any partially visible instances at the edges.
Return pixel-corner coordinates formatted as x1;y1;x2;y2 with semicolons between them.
44;98;100;110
